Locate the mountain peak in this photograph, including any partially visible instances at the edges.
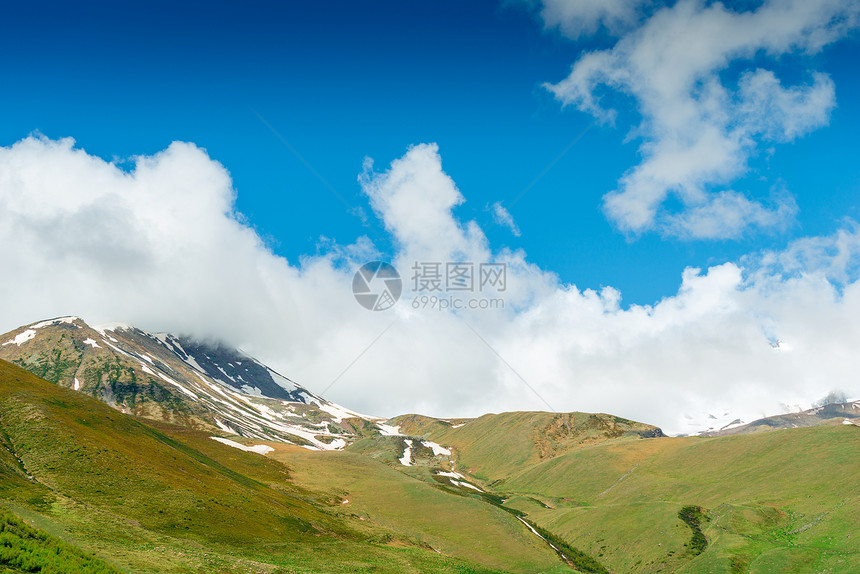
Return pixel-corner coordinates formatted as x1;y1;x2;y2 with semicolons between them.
0;316;383;451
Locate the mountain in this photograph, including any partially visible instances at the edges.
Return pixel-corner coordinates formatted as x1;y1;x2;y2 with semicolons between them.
0;316;381;450
387;411;664;481
1;358;564;573
379;411;860;573
3;316;859;573
701;400;860;437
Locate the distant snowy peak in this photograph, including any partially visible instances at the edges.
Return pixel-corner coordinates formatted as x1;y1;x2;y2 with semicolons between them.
679;410;747;436
146;332;308;402
699;400;860;437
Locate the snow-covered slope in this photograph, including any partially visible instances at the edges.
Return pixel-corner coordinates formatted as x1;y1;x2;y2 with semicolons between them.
0;316;385;450
678;410;750;436
699;400;860;437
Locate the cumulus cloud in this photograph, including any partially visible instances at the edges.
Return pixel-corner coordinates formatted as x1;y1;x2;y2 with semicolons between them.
545;0;857;238
1;135;859;434
359;145;489;264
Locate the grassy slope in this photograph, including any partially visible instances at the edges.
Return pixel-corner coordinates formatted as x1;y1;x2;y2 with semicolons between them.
266;444;569;574
395;410;860;573
394;411;662;485
457;427;860;573
0;506;123;574
0;359;553;573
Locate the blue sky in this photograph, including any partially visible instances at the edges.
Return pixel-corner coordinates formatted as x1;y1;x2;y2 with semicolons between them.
4;0;857;305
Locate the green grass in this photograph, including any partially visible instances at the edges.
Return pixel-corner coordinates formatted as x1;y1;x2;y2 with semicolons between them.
345;421;611;573
395;408;860;573
0;506;122;574
677;505;708;555
267;444;570;573
0;359;561;573
393;411;661;484
4;355;858;573
480;429;860;573
0;508;120;574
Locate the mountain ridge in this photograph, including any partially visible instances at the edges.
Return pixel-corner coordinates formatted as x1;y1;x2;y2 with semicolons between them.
701;400;860;437
0;316;382;451
6;315;845;444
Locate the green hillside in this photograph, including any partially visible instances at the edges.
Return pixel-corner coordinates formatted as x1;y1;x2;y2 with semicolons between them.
521;427;860;573
0;506;122;574
266;445;568;573
0;359;566;573
3;355;858;573
404;412;860;573
392;411;664;483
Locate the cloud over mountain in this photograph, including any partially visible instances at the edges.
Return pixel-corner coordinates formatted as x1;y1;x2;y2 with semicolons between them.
1;135;859;433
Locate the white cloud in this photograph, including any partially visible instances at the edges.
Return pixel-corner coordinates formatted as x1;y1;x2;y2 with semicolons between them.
490;202;521;236
359;144;489;264
737;69;836;142
1;135;859;435
665;189;798;240
545;0;857;238
538;0;650;39
752;220;860;284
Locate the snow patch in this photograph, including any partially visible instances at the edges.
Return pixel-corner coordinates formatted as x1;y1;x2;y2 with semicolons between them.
683;409;750;435
103;341;135;358
156;372;198;399
298;391;320;406
422;440;451;456
214;419;238;434
319;402;368;423
399;439;413;466
82;338;101;349
31;317;79;329
719;419;745;431
247;402;283;422
210;436;274;455
377;423;401;436
2;330;36;346
92;322;132;338
436;470;466;480
326;438;347;450
180;353;205;373
516;516;564;555
73;378;81;391
268;368;300;393
452;480;483;492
